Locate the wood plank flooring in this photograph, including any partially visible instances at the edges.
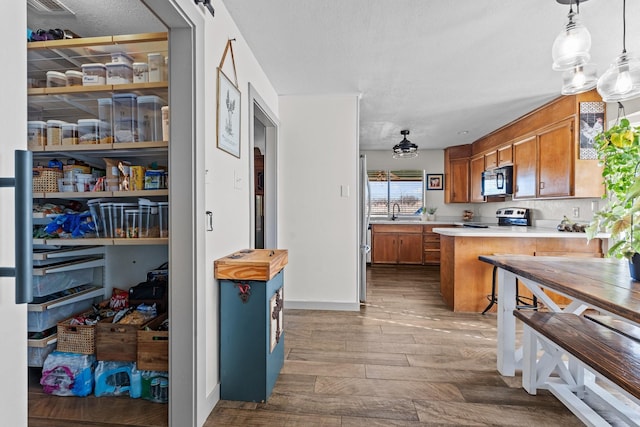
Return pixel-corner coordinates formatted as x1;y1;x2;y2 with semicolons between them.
29;265;583;426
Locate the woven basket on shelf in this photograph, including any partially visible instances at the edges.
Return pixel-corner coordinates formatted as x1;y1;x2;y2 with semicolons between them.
56;316;96;355
33;167;62;192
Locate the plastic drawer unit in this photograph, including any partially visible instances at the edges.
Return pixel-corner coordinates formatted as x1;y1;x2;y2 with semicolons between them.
214;249;288;402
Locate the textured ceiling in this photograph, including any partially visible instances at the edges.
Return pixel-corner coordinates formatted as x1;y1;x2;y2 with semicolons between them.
222;0;639;151
27;0;640;151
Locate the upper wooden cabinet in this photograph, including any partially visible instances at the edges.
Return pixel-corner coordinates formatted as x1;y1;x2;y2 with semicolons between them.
444;144;471;203
470;155;485;203
457;89;604;203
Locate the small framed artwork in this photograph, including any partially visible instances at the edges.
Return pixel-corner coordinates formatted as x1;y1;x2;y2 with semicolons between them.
578;101;605;160
427;174;444;190
217;68;241;158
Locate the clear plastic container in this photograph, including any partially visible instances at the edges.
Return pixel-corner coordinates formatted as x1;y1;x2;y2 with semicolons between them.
28;295;95;332
97;98;113;144
112;93;138;142
161;106;169;142
32;267;95;297
46;71;67;87
106;62;133;85
158;201;169;238
110;52;134;66
138;199;159;238
99;202;114;238
81;63;106;86
57;178;75;192
61;123;78;145
46;120;65;146
148;53;164;82
125;209;139;238
77;119;104;144
88;199;105;237
137;95;166;142
28;121;47;148
112;202;138;238
132;62;148;83
76;173;95;192
65;70;83;86
28;339;56;367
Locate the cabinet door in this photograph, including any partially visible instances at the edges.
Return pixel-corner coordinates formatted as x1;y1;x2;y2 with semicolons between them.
538;119;573;198
397;233;422;264
372;233;397;264
513;136;537;199
484;151;497;170
498;145;513;166
449;158;470;203
470;155;485;203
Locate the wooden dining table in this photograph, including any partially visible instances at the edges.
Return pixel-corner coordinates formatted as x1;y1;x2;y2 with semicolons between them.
478;255;640;376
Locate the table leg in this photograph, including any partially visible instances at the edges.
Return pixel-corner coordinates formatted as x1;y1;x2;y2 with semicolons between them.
497;268;517;376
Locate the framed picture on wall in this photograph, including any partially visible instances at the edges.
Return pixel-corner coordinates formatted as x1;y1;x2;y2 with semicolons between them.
427;174;444;190
217;68;241;158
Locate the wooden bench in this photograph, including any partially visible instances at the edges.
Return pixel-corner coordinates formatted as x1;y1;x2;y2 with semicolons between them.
514;310;640;426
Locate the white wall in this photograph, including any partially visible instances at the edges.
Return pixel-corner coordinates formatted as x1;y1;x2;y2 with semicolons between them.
279;94;360;310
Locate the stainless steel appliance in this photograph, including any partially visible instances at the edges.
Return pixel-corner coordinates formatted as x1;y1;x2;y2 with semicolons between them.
463;207;531;228
481;165;513;196
359;154;371;302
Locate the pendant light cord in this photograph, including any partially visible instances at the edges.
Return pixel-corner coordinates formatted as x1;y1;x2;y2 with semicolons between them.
623;0;627;54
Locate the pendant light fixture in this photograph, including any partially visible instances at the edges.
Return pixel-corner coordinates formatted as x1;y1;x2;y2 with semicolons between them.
392;130;418;159
552;0;591;71
561;63;598;94
597;0;640;102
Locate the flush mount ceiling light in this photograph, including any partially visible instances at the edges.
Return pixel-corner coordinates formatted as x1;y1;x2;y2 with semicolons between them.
392;130;418;159
552;0;591;71
597;0;640;102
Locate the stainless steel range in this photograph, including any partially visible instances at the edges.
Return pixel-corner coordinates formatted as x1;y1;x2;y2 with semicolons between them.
463;207;531;228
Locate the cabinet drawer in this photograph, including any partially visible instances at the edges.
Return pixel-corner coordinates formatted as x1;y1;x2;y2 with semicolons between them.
423;250;441;263
423;233;440;243
423;241;440;250
372;224;422;233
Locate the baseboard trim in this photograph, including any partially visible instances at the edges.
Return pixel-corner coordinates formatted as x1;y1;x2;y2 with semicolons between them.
284;301;360;311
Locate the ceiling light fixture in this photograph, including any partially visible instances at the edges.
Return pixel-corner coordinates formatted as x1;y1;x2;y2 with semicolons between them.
561;63;598;94
596;0;640;102
552;0;591;71
392;130;418;159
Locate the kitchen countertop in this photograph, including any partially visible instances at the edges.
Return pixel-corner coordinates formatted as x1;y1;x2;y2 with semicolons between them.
433;226;609;239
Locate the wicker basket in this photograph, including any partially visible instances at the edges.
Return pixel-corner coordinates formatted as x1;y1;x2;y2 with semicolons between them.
57;316;96;355
33;167;62;192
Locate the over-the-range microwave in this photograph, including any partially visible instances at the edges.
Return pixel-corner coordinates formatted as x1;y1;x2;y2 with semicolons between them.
481;165;513;196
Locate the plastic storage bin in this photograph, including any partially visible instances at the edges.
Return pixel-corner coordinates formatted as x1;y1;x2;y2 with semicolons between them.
161;106;169;141
28;120;47;148
46;120;65;146
65;70;83;86
148;53;164;82
158;201;169;238
81;63;106;86
125;209;139;238
112;202;138;238
78;119;105;144
28;294;96;332
32;267;95;297
61;123;78;145
88;199;105;237
110;52;134;65
138;199;159;238
46;71;67;87
106;62;133;85
132;62;148;83
137;95;165;142
112;93;138;142
28;336;57;367
99;202;114;238
97;98;113;144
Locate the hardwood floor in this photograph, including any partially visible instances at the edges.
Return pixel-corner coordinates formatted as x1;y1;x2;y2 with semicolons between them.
29;265;582;426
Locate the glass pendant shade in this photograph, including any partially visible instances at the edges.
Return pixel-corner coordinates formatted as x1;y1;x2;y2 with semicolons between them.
392;131;418;159
552;12;591;71
596;52;640;102
561;63;598;94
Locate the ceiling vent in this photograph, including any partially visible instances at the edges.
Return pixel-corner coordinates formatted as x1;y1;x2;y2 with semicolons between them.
27;0;75;15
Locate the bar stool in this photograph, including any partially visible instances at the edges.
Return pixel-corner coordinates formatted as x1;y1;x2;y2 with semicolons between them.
481;265;538;315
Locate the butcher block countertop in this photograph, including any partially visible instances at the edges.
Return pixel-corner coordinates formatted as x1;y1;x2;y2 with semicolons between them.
214;249;288;281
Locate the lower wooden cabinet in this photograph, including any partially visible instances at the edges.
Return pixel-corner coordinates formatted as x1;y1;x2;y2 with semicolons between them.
372;224;454;265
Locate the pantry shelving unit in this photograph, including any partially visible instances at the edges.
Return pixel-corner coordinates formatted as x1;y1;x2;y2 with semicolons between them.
27;32;170;367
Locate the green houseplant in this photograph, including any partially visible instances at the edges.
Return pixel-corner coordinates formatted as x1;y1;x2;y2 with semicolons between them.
587;116;640;277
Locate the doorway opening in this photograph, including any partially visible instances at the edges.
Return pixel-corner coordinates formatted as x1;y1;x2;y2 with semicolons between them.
249;84;278;249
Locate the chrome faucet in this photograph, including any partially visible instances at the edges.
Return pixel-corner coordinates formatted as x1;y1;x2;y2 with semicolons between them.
391;203;400;220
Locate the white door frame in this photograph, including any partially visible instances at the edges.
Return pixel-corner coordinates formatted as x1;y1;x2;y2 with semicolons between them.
248;84;279;249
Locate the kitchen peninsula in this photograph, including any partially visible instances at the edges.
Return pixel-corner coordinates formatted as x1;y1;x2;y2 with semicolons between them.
433;226;604;312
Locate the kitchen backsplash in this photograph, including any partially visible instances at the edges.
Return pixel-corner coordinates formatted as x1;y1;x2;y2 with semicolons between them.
474;197;602;226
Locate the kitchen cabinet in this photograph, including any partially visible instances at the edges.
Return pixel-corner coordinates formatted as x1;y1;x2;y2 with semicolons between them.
444;145;471;203
27;33;169;366
497;145;513;166
538;119;573;198
371;224;422;264
513;136;537;199
423;224;455;265
469;155;485;203
484;151;497;170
